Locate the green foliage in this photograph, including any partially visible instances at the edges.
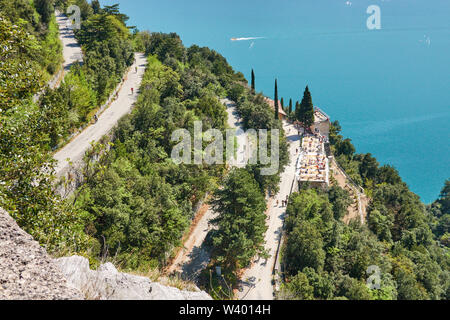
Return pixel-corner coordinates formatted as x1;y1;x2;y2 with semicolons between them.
427;179;450;247
280;118;449;300
328;185;352;220
0;14;43;109
209;168;267;270
34;0;54;25
278;272;314;300
0;8;92;255
74;30;245;268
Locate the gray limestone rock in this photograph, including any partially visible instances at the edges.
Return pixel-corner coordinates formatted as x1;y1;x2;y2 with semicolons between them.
55;256;212;300
0;208;83;300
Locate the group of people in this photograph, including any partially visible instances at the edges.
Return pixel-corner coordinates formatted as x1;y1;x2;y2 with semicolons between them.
276;195;290;208
302;135;323;154
298;135;328;182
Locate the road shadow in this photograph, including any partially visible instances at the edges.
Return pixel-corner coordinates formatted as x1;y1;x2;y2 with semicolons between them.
287;134;300;142
237;275;258;295
66;43;80;48
179;242;212;283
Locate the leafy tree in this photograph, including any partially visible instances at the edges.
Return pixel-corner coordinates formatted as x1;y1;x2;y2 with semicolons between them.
278;272;314;300
34;0;54;25
336;275;373;300
284;220;326;274
328;186;352;220
0;15;42;109
209;169;267;270
438;179;450;214
91;0;102;14
103;3;129;25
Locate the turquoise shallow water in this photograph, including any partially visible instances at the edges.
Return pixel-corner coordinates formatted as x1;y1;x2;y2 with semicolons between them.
100;0;449;203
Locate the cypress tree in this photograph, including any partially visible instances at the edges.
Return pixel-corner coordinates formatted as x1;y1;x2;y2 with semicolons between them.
295;101;300;121
251;69;255;93
297;86;315;128
281;97;284;111
289;99;293;115
274;79;279;120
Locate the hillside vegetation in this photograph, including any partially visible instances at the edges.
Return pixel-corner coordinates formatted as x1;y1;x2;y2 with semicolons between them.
0;1;447;300
278;122;449;300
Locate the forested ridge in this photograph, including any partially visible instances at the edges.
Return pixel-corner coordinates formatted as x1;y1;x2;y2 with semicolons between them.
0;0;448;300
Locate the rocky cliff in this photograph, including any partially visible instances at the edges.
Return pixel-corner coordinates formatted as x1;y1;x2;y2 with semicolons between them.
0;208;212;300
0;208;82;300
56;256;212;300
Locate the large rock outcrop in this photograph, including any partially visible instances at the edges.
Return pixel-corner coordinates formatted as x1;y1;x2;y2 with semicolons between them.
0;207;212;300
55;256;212;300
0;208;82;300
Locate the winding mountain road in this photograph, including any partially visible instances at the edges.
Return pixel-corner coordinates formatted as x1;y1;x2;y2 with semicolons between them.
54;53;147;177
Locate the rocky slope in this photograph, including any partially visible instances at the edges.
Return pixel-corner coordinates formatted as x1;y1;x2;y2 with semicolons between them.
0;208;82;300
0;207;212;300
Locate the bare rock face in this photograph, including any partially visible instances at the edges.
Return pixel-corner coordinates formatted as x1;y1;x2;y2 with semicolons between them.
0;208;83;300
55;256;212;300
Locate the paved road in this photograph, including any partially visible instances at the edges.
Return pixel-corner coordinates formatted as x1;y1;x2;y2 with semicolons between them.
237;121;300;300
54;53;147;176
166;98;248;277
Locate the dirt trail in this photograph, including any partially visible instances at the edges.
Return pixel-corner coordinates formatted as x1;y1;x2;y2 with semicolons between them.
330;158;368;224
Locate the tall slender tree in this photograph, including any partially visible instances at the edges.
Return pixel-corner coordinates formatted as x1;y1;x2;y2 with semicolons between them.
281;97;285;111
274;79;279;120
289;98;293;116
251;69;255;93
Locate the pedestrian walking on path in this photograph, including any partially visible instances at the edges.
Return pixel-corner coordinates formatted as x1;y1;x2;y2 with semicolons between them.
93;114;98;123
131;87;134;95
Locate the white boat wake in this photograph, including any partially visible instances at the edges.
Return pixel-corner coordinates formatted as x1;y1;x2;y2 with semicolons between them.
231;37;265;41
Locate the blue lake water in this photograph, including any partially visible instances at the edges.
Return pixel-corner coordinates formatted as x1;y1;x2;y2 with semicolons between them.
100;0;450;203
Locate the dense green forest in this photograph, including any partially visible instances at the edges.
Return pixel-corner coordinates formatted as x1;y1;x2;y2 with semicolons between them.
278;120;449;300
1;0;447;300
1;0;135;254
0;0;89;253
72;28;291;271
